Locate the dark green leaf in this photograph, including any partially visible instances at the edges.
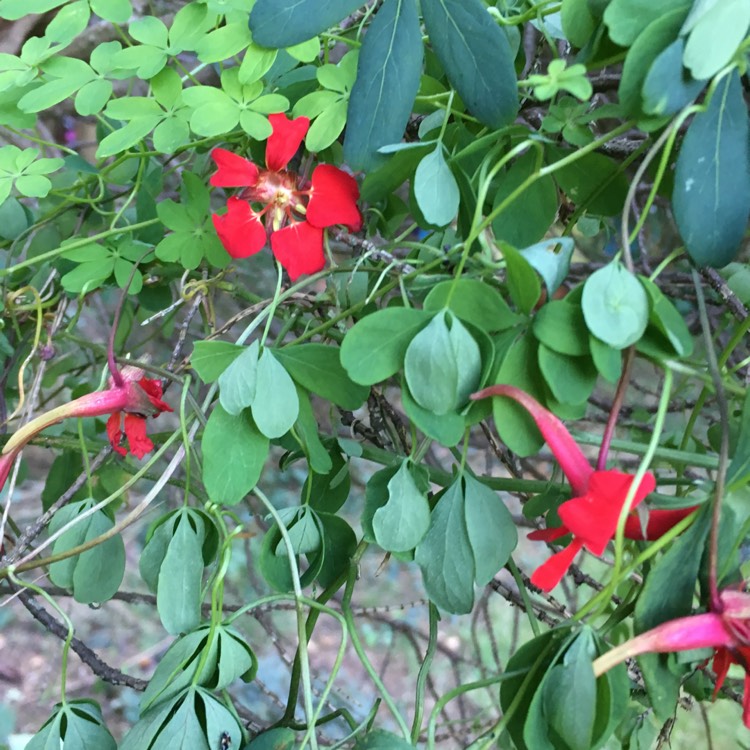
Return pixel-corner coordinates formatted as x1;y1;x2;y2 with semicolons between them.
463;474;517;585
491;152;558;248
354;730;416;749
727;392;750;490
538;345;597;405
532;299;589;356
423;278;520;332
503;244;541;315
316;513;357;587
618;8;688;116
491;332;546;456
191;341;244;383
640;276;693;356
157;513;204;634
415;480;475;614
246;727;297;749
641;38;704;116
603;0;689;45
402;381;467;446
273;344;369;409
343;0;423;170
340;306;432;385
202;405;269;505
249;0;364;47
421;0;518;128
672;70;750;268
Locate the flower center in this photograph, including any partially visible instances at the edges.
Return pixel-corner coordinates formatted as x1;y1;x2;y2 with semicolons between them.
242;170;307;231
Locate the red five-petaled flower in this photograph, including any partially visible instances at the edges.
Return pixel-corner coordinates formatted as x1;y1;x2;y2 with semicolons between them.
471;384;694;591
593;588;750;727
0;365;172;493
210;113;362;281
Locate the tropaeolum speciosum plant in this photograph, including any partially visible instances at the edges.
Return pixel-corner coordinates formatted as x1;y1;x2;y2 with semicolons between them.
1;0;750;748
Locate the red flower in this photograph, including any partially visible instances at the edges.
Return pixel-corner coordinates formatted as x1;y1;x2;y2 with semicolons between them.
471;384;693;591
210;113;362;281
0;365;172;492
105;371;172;460
593;589;750;727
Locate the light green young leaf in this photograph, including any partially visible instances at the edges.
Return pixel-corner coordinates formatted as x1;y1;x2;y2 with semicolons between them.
218;339;260;416
252;348;299;438
414;146;459;227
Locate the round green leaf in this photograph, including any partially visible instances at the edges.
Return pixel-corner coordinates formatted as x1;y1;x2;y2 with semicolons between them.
582;263;649;349
414;146;460;227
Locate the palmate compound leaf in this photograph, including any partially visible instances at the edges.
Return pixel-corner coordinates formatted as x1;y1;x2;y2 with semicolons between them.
26;700;116;750
672;70;750;268
420;0;518;128
415;474;517;614
343;0;423;171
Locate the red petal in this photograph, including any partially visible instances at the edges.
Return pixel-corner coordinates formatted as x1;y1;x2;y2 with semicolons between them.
212;198;267;259
265;113;309;172
530;539;584;592
137;377;173;414
307;164;362;231
106;413;127;456
210;148;260;188
559;470;655;556
528;526;569;542
470;385;594;496
123;413;154;459
270;222;325;281
624;507;696;540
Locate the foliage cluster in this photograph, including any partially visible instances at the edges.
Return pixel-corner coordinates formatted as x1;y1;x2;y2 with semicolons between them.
0;0;749;748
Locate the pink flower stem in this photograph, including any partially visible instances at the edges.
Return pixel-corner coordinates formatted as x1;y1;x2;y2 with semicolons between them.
597;346;635;471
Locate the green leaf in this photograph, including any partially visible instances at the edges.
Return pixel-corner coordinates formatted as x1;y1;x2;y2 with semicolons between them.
533;299;589;356
402;381;467;446
503;243;541;315
550;148;629;216
561;0;596;47
218;340;260;416
421;0;518;128
275;507;322;556
423;278;520;332
634;507;709;721
404;310;481;414
343;0;423;171
618;8;688;116
353;730;416;749
272;344;369;409
96;116;161;158
641;38;704;116
492;332;546;457
252;348;299;438
603;0;689;45
538;345;597;405
582;262;649;349
683;0;750;80
202;405;269;504
640;276;693;357
75;78;113;115
295;386;333;474
491;151;558;248
239;43;278;84
672;70;750;268
304;99;348;151
413;145;459;227
589;335;622;383
0;0;66;20
157;512;204;634
317;513;357;587
372;459;431;552
196;22;252;63
48;501;125;603
542;629;598;750
90;0;131;23
727;393;750;490
249;0;364;47
191;341;244;382
246;728;297;750
340;306;432;385
463;474;517;585
415;479;475;614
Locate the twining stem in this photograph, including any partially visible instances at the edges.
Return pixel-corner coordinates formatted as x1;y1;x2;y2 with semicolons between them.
692;268;730;609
